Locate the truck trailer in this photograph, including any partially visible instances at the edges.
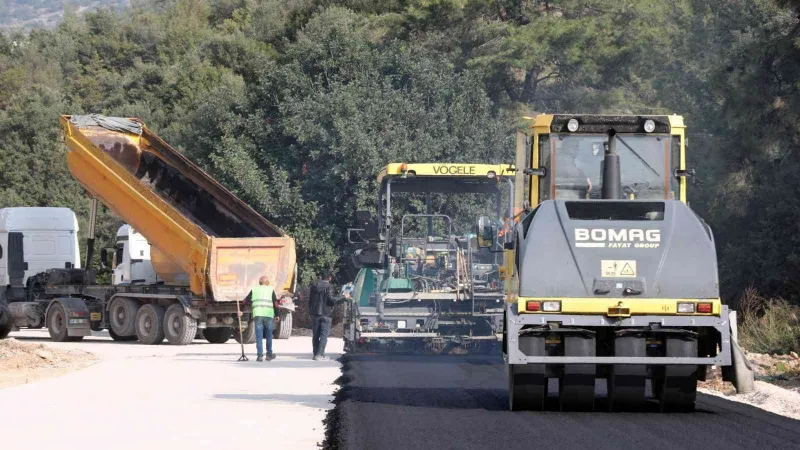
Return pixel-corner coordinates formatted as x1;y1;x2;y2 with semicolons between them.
0;114;297;345
479;114;754;412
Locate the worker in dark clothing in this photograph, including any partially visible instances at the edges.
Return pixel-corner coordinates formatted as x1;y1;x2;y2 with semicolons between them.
308;272;350;361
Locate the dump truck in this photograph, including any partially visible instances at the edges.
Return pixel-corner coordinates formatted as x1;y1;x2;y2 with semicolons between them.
477;114;754;412
344;163;514;353
0;115;297;345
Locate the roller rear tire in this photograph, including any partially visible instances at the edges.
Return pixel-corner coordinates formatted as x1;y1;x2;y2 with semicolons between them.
655;336;698;412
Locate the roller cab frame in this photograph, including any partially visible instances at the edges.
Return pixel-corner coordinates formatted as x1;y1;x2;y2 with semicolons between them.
477;114;754;412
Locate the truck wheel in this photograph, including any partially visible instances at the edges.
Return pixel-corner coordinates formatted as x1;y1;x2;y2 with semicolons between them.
135;304;166;345
163;304;197;345
559;334;596;412
274;311;292;339
108;297;139;337
203;327;233;344
46;303;69;342
0;303;12;339
608;335;647;411
655;336;698;412
233;320;256;344
108;327;138;341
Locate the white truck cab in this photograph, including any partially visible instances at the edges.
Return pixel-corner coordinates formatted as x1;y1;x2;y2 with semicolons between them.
111;224;159;285
0;207;80;288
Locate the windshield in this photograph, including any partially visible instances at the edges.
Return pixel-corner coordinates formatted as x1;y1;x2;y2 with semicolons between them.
538;134;678;201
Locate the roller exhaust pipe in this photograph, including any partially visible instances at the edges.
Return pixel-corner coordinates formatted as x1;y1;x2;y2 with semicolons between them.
602;129;621;200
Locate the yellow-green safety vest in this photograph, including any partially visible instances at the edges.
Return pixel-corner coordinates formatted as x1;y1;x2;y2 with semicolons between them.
251;285;275;318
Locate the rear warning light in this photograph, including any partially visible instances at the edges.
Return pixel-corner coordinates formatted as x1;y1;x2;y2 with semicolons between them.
677;302;696;313
526;301;541;312
697;303;713;314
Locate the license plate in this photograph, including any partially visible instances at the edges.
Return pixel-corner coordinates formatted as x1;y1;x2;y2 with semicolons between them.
68;318;88;325
90;312;102;321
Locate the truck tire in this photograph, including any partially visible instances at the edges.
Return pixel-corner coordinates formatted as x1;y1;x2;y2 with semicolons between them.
46;303;69;342
163;303;197;345
135;304;166;345
233;320;256;345
204;327;233;344
274;311;292;340
0;303;12;339
108;327;138;341
108;297;139;337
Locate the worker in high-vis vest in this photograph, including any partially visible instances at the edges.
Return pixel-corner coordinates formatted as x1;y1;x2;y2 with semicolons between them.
242;276;279;362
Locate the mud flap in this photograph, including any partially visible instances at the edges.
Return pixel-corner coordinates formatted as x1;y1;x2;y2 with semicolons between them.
48;298;92;337
721;310;755;394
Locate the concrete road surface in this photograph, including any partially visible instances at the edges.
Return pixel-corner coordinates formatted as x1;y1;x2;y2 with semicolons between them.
1;329;342;450
327;354;800;450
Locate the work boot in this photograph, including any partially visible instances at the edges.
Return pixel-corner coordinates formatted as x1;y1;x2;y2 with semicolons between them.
256;355;263;362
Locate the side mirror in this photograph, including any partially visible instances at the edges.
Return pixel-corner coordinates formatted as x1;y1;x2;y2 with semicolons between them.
354;210;378;239
476;216;497;249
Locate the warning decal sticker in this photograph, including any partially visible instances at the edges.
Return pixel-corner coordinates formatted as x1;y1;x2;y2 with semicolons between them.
601;260;637;278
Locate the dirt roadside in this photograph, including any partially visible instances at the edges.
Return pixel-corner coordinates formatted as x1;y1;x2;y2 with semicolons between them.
0;337;98;389
699;352;800;420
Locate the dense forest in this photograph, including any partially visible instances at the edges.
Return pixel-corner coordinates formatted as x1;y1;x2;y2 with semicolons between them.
1;0;799;309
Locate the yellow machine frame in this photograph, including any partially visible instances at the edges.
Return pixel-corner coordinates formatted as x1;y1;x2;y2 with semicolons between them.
504;114;717;317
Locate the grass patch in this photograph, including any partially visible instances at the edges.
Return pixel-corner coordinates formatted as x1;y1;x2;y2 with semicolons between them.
738;287;800;355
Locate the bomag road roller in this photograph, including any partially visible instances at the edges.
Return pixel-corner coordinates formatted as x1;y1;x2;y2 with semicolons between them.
476;114;754;412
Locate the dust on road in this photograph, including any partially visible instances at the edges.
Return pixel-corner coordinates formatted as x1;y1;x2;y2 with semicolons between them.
325;353;800;450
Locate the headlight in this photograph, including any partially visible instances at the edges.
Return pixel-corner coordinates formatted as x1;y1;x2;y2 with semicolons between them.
677;302;696;313
567;118;579;132
643;119;655;133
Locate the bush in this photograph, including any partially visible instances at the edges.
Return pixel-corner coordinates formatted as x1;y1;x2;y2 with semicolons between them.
738;287;800;355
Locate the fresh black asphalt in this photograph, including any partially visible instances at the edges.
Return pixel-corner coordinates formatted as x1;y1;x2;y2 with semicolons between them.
323;353;800;450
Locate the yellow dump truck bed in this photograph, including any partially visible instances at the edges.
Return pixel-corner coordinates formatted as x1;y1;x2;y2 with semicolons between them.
60;115;296;301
